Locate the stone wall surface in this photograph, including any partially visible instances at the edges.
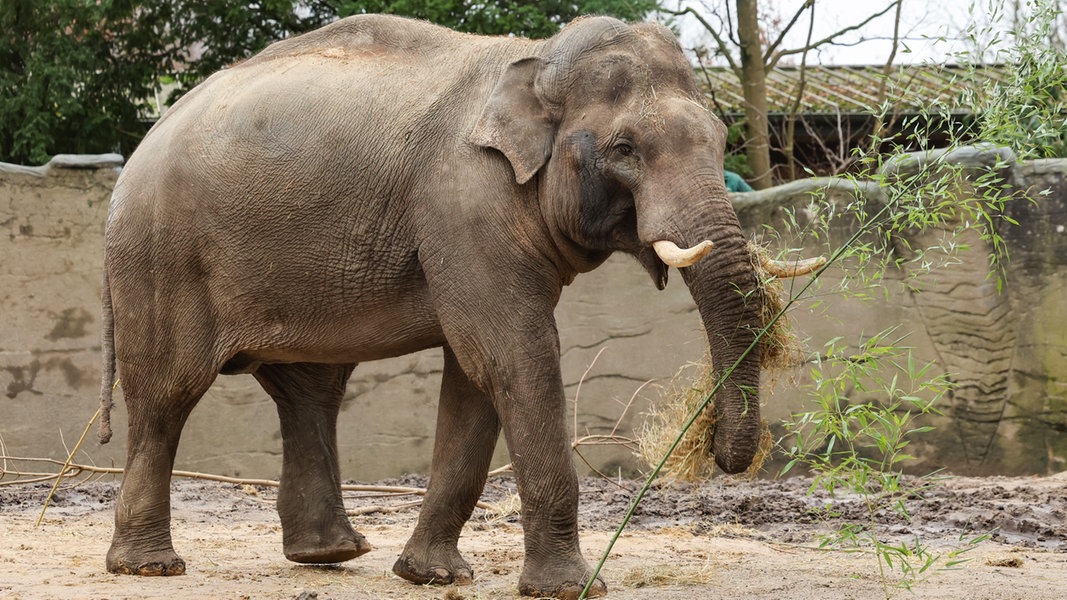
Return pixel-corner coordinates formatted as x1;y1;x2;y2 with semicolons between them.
1;151;1064;479
732;149;1067;475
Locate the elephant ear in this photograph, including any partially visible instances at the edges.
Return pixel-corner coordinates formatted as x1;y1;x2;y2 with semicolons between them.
471;57;555;185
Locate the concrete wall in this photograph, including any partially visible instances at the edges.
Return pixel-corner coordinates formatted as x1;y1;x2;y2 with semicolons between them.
2;151;1064;479
733;149;1067;476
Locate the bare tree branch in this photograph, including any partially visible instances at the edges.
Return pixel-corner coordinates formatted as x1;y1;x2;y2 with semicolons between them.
763;0;814;64
767;1;900;69
669;5;741;74
799;111;855;175
698;0;741;51
676;0;909;186
868;0;906;152
783;1;817;181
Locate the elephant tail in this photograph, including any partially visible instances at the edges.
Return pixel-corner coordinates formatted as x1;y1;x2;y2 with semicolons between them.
98;267;116;444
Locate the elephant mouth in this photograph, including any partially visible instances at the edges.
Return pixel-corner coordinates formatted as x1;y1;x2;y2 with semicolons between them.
635;246;670;290
633;239;715;290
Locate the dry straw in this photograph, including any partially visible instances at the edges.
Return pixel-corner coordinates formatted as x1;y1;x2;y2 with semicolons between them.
636;243;803;482
622;562;714;588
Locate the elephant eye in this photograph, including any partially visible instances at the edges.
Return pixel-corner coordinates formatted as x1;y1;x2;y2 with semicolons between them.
613;142;634;157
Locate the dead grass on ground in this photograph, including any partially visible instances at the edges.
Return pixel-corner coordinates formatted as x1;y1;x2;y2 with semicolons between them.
621;562;714;588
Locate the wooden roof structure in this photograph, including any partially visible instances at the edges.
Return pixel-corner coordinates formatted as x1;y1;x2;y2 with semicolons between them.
698;64;1012;117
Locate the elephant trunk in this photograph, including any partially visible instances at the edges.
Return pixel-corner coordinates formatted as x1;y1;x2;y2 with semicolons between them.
677;219;763;474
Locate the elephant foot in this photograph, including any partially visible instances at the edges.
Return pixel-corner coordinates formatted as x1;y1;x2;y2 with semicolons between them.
106;546;186;576
392;545;474;586
518;560;607;600
284;529;373;564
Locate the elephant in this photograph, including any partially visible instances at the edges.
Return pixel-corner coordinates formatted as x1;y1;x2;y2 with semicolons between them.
97;13;790;599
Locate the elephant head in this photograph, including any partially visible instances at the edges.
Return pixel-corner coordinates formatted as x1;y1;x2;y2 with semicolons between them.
473;17;764;473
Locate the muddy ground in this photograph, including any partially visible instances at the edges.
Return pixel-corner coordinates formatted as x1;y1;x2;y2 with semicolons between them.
1;471;1065;599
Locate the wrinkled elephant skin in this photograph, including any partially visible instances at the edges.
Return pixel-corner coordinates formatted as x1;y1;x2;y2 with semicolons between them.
100;14;763;599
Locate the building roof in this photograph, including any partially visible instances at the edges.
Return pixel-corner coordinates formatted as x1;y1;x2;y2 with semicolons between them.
699;64;1011;116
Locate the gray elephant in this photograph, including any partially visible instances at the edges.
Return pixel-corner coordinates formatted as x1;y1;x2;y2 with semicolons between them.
98;14;778;599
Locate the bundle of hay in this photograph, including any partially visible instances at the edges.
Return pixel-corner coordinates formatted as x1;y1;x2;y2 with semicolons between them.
636;243;809;481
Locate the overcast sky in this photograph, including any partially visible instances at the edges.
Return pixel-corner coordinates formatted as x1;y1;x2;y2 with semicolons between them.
668;0;1058;66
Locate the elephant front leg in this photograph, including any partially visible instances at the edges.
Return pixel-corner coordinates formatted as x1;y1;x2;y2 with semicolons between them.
253;362;371;563
393;347;500;586
498;365;607;600
447;335;605;598
419;245;606;598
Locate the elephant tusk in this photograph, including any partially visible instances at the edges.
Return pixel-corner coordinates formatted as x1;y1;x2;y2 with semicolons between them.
761;255;827;278
652;239;714;267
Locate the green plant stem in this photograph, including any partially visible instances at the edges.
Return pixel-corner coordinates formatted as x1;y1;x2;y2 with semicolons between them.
865;485;891;599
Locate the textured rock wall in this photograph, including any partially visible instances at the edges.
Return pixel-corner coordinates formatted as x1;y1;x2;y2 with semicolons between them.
1;152;1064;479
1001;159;1067;473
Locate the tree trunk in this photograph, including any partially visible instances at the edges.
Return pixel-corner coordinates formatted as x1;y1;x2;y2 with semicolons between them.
736;0;773;190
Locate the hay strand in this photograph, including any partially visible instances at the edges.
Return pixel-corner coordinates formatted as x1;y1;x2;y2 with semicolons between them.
750;242;805;371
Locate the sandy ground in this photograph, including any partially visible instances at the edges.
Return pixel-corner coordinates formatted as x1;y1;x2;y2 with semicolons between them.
1;472;1066;599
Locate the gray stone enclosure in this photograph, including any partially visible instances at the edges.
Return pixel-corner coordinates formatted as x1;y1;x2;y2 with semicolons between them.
2;149;1065;479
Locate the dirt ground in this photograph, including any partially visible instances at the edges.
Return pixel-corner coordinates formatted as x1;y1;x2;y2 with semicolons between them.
1;471;1066;600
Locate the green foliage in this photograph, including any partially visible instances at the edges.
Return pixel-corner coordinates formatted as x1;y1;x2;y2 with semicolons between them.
1;1;151;164
0;1;333;165
779;331;989;596
157;1;336;101
784;329;947;480
767;100;1018;596
0;0;658;165
759;5;1067;589
332;0;658;38
959;0;1067;158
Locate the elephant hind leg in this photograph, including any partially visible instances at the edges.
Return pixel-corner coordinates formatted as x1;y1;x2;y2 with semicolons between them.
108;420;189;576
253;362;371;564
107;363;216;576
